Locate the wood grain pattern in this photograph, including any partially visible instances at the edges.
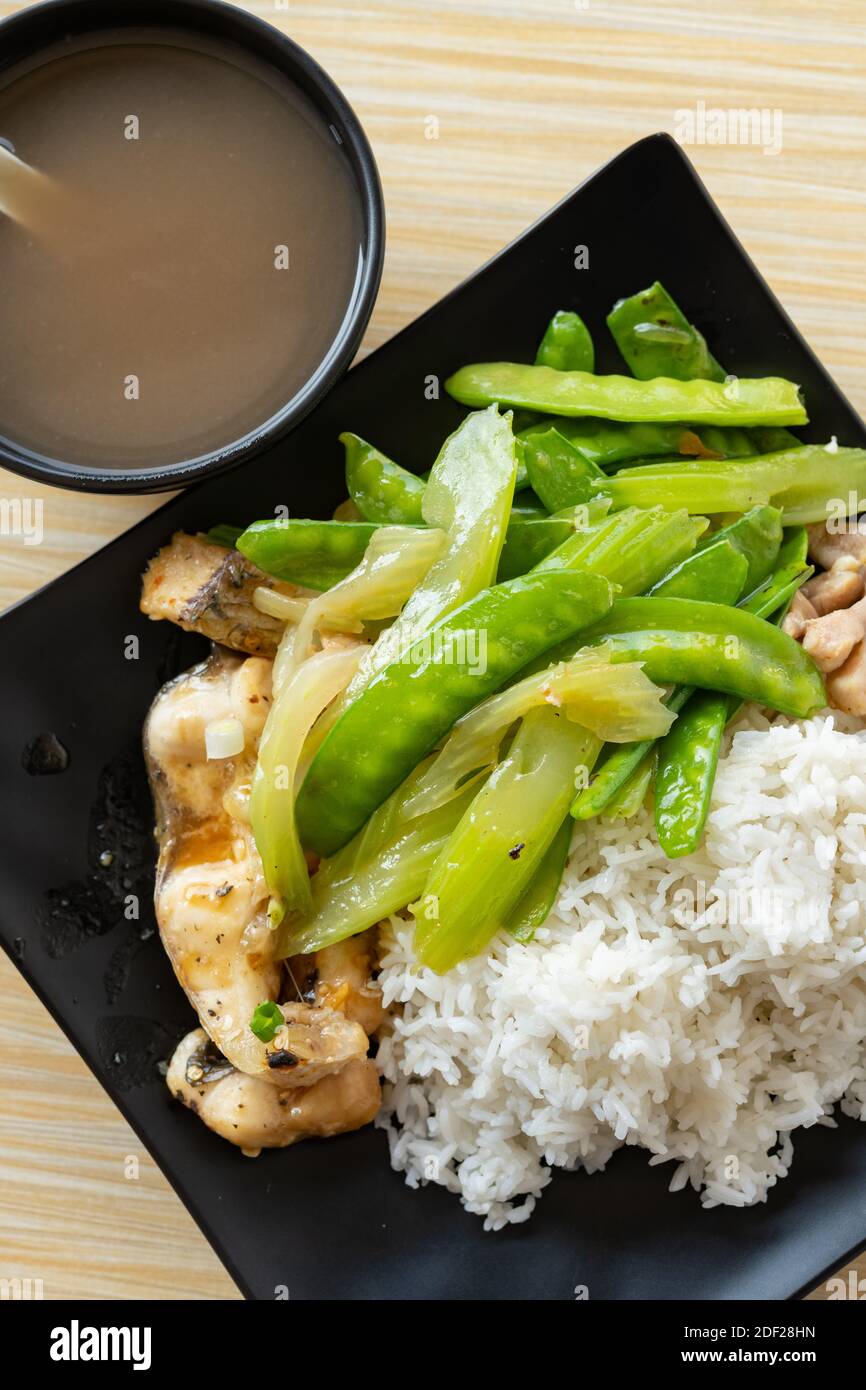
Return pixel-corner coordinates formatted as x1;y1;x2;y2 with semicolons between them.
1;0;864;1301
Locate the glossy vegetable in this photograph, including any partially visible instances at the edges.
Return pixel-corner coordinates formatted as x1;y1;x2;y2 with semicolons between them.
414;709;601;972
505;815;572;942
600;748;656;820
498;507;586;578
607;281;726;382
343;405;518;701
296;569;615;856
651;529;814;858
536;504;708;597
402;645;673;820
446;362;807;427
238;517;385;591
572;597;826;718
520;424;605;510
535;309;595;374
526;418;753;471
251;643;364;924
648;537;748;603
595;445;866;524
740;527;812;621
283;526;446;681
570;538;746;820
653;689;728;856
279;759;482;957
692;505;783;597
571;690;689;821
342;432;426;524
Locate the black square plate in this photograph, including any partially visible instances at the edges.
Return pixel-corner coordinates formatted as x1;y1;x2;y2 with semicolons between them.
2;134;865;1302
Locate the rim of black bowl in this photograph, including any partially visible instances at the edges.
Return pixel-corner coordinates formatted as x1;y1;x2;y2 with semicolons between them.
0;0;386;494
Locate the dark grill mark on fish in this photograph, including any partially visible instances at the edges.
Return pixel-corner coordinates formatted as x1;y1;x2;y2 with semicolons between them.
267;1050;300;1069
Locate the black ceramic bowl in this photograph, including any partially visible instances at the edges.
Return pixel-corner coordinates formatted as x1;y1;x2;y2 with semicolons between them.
0;0;384;493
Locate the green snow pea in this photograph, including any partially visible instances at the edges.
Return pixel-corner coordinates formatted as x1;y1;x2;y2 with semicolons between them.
571;597;825;718
295;569;615;856
520;424;605;511
748;426;804;454
600;748;656;820
446;362;807;428
570;539;746;821
238;505;583;594
498;510;583;579
693;505;783;597
595;445;866;524
207;523;243;549
344;432;530;527
505;815;573;943
651;529;814;859
607;281;726;383
571;684;692;820
237;518;389;591
648;537;748;603
527;419;753;470
653;689;728;857
535;310;595;374
342;432;426;524
740;527;811;621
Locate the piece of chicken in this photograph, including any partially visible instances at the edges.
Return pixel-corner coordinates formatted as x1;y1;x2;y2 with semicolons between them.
806;520;866;571
168;1028;380;1152
801;596;866;673
145;648;368;1087
800;563;865;616
782;589;818;640
826;640;866;716
141;531;307;658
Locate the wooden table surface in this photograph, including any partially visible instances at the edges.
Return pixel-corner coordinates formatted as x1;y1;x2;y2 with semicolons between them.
1;0;865;1301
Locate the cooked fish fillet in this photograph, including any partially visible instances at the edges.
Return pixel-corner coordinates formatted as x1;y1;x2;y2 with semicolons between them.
145;647;369;1088
168;1028;381;1151
141;531;302;657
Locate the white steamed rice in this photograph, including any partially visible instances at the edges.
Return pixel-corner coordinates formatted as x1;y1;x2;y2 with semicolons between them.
376;711;866;1228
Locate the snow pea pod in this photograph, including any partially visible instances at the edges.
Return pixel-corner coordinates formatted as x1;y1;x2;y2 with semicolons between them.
572;597;825;717
535;309;595;374
607;281;726;383
652;530;813;858
345;432;530;526
739;527;811;621
571;539;745;821
498;511;580;578
238;518;387;591
648;536;748;603
295;569;615;856
654;690;728;856
520;424;605;511
571;685;692;820
208;523;242;549
342;432;426;524
527;419;752;470
694;505;782;597
505;814;572;943
601;748;656;820
239;506;578;594
446;362;807;428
